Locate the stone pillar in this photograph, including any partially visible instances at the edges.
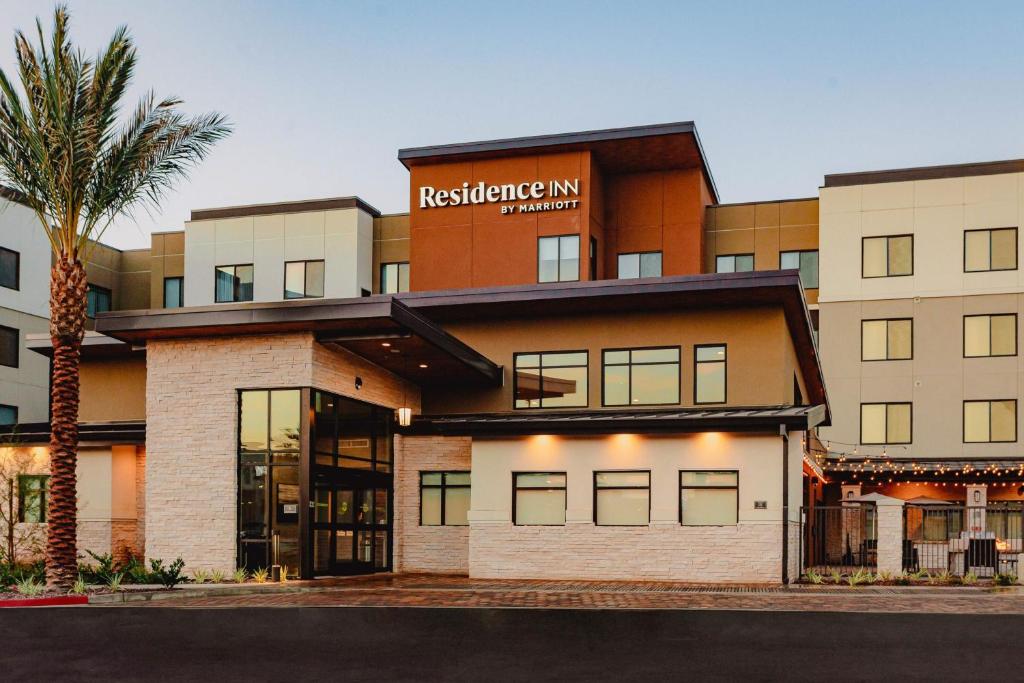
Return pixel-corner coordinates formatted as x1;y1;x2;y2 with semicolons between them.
966;484;987;536
841;484;862;505
875;496;906;576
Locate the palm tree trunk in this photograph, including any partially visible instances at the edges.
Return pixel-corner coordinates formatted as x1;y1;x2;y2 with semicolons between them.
46;257;87;588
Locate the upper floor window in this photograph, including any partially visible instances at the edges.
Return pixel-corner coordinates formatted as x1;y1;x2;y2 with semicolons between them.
618;251;662;279
589;237;598;280
863;235;913;278
514;351;588;409
965;228;1017;273
420;471;470;526
861;402;912;444
594;471;650;526
0;247;19;290
163;277;183;309
861;319;912;361
603;347;680;406
514;472;566;525
716;254;754;273
381;262;410;294
538;235;579;283
0;325;19;368
680;471;738;526
86;284;111;318
0;404;16;426
694;344;727;404
18;474;48;523
780;250;819;289
964;314;1016;358
284;260;325;299
964;400;1016;443
215;264;253;303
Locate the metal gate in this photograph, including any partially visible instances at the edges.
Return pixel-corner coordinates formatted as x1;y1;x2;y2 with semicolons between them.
800;504;877;575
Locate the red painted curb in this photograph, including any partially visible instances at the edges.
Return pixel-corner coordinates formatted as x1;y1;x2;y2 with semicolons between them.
0;594;89;608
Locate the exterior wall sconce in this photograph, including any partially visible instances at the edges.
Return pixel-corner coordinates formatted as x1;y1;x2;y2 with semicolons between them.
397;407;412;427
973;489;982;504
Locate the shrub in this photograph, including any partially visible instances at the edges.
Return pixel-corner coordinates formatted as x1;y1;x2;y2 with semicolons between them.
149;558;187;589
252;567;269;584
210;569;226;584
84;550;118;584
894;572;912;586
192;569;210;584
847;568;870;587
995;573;1018;586
233;568;248;584
15;576;44;596
106;572;124;592
878;571;893;583
123;554;150;584
805;569;824;584
962;572;979;586
828;568;843;585
70;575;87;595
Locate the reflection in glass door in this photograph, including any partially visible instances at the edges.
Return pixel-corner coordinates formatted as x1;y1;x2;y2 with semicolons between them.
312;485;390;575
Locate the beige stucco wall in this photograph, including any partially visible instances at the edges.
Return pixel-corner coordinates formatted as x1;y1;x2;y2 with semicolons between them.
149;231;185;308
0;308;49;423
373;214;410;293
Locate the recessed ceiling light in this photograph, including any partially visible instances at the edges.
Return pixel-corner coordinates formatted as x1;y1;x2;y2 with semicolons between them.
381;342;391;347
419;363;429;369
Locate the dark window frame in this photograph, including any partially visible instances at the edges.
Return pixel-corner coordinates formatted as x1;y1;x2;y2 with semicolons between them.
963;313;1018;358
419;470;471;526
715;253;755;273
593;470;651;527
513;350;589;410
17;474;48;523
215;263;254;303
860;401;913;445
678;470;739;527
963;399;1018;444
163;276;184;308
862;234;914;278
616;250;663;279
283;259;325;300
512;471;567;526
537;234;581;284
860;318;914;362
589;236;598;280
601;346;681;407
0;403;18;426
0;324;19;368
964;227;1018;273
0;246;20;291
86;284;112;318
380;261;410;294
693;343;728;405
779;249;819;289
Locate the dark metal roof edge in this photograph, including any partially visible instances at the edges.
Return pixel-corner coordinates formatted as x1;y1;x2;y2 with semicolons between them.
0;420;146;445
823;158;1024;188
190;196;381;221
710;196;818;209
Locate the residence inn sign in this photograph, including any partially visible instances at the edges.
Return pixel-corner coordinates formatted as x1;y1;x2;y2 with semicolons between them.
418;178;581;214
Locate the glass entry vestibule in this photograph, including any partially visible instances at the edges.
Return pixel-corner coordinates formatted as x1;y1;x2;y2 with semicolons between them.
237;388;394;579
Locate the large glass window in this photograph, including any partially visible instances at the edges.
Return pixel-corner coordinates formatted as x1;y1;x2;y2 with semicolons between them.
312;390;392;472
594;471;649;526
861;402;912;444
0;325;18;368
680;471;738;526
0;404;16;426
964;400;1016;443
538;235;580;283
17;474;47;523
603;347;680;406
0;247;19;290
861;319;912;361
780;250;819;289
514;351;588;408
965;228;1017;272
163;276;183;308
514;473;566;525
694;345;727;404
716;254;754;273
964;314;1016;357
215;264;254;303
420;472;470;526
381;262;410;294
86;284;111;318
862;235;913;278
284;260;325;299
617;252;662;279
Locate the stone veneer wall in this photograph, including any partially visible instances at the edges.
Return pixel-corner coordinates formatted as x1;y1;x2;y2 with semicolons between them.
135;448;146;558
145;332;417;572
393;435;471;574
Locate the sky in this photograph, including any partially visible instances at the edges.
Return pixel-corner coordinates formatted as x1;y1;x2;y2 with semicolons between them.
2;0;1024;249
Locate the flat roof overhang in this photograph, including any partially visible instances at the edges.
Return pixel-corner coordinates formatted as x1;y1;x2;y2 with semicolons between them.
823;158;1024;188
94;298;502;388
405;405;827;437
0;420;145;446
26;331;140;360
398;121;719;202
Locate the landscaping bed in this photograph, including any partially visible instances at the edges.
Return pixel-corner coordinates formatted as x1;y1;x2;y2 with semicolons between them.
801;567;1019;587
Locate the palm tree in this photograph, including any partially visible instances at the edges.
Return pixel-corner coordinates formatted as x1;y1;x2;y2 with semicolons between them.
0;6;230;587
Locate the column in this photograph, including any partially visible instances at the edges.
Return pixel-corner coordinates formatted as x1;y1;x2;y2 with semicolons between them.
875;496;906;576
966;484;987;536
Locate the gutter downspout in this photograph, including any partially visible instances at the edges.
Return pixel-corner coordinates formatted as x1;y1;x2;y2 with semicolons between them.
780;424;789;585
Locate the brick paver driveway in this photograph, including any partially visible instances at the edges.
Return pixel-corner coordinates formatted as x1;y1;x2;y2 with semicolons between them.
110;573;1024;613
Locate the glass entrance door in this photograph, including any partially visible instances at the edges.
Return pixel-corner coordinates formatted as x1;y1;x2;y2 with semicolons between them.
313;485;390;575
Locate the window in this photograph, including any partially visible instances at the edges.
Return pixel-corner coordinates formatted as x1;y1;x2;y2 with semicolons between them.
694;345;727;404
860;403;912;444
965;228;1017;272
513;473;566;525
716;254;754;273
589;236;598;280
284;260;325;299
603;347;680;406
617;251;662;279
381;262;409;294
964;314;1016;357
0;247;19;290
862;235;913;278
780;250;819;289
594;471;649;526
17;474;48;523
0;325;18;368
987;506;1023;539
514;351;588;408
861;319;913;361
0;404;17;426
538;235;579;283
163;277;183;308
86;285;111;318
420;472;470;526
680;471;738;526
964;400;1016;443
215;264;254;303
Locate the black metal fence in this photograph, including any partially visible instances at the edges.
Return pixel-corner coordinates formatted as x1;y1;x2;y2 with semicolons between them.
800;505;877;574
903;504;1023;577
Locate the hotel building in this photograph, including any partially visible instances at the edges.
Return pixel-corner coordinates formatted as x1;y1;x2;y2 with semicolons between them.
2;122;1022;582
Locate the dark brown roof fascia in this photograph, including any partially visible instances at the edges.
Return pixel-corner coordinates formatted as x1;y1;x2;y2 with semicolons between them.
0;420;145;446
824;158;1024;188
710;196;818;208
191;196;381;221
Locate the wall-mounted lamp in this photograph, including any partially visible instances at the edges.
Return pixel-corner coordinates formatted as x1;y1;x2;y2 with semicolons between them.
397;407;412;427
354;377;363;391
